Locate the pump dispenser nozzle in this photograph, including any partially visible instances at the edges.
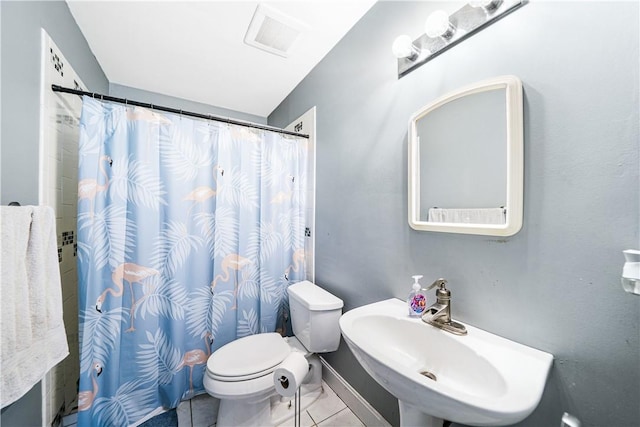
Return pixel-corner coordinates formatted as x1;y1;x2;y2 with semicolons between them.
411;275;423;291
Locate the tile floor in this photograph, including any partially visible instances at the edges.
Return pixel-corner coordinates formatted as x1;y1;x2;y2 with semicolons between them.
178;381;364;427
62;380;363;427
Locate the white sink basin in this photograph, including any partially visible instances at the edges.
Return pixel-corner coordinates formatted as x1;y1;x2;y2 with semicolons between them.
339;299;553;427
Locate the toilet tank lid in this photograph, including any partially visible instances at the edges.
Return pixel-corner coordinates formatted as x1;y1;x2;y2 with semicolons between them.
287;280;344;310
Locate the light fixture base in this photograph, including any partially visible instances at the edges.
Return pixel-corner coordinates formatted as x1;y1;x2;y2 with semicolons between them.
397;0;526;78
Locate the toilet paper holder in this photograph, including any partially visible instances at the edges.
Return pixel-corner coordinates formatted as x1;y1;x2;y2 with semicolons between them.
277;376;290;390
273;352;309;427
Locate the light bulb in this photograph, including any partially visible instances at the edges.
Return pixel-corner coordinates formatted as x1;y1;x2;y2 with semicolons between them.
392;35;419;59
425;10;456;39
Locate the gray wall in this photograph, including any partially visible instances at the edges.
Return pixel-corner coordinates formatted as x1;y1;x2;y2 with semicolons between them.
0;1;108;424
110;83;267;125
0;1;109;207
269;2;639;426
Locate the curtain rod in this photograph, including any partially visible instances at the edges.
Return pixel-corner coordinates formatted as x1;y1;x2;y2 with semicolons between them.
51;85;309;139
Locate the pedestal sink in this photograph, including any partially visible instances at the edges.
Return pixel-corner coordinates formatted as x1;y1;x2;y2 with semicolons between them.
339;299;553;427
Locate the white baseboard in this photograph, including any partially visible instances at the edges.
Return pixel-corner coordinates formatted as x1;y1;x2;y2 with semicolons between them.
319;357;392;427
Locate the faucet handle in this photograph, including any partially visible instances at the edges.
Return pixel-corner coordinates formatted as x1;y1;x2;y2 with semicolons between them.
426;278;448;291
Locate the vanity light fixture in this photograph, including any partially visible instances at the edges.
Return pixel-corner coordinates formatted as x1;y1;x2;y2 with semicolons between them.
469;0;504;11
394;0;526;78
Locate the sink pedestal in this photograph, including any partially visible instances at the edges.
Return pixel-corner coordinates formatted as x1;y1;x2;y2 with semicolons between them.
399;401;444;427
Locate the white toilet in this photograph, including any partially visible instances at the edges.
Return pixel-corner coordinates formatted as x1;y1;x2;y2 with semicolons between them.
203;280;344;427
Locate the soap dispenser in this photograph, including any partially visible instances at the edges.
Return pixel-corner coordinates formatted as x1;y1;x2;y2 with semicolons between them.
407;275;427;317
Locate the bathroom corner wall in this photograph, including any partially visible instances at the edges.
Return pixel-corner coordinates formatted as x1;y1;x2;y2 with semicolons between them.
108;83;267;125
0;1;108;206
284;107;317;283
1;1;108;425
40;31;86;425
269;2;640;426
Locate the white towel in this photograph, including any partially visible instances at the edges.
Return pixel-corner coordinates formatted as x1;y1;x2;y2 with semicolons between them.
1;206;69;408
428;207;506;224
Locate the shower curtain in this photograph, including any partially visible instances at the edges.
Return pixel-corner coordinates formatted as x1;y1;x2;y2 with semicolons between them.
76;96;308;426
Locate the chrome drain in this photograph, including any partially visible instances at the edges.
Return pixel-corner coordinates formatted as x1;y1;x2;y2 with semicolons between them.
420;370;437;381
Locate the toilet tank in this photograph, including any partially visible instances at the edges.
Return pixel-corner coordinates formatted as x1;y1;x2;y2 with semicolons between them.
287;280;344;353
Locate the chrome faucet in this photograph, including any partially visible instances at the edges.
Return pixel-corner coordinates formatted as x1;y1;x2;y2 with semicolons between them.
421;278;467;336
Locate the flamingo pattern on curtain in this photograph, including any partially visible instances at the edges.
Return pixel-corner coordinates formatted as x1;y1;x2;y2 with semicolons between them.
76;96;308;426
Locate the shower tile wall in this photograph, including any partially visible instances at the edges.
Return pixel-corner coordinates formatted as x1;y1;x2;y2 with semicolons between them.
285;107;316;282
40;31;85;426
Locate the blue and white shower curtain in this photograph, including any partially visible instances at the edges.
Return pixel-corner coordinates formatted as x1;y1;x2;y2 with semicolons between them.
76;96;308;426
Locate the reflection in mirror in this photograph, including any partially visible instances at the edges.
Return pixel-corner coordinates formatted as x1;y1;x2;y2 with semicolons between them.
418;89;506;223
408;76;523;236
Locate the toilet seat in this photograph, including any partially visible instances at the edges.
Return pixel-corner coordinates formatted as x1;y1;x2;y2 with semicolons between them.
207;333;290;382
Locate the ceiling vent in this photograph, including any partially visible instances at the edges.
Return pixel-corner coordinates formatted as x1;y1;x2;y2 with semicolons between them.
244;4;309;58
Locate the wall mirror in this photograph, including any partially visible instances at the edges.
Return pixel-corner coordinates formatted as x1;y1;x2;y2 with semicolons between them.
408;75;523;236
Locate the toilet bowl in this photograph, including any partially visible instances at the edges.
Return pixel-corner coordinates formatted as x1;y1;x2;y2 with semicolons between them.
204;280;343;427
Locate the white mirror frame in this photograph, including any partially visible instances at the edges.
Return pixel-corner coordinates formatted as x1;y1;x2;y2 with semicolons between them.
408;75;524;236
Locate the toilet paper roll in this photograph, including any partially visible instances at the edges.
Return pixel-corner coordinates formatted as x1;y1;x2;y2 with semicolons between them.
273;352;308;398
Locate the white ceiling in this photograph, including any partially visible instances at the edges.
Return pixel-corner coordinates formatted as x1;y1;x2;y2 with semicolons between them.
67;1;377;118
